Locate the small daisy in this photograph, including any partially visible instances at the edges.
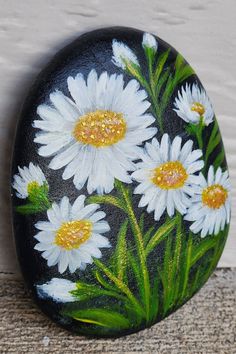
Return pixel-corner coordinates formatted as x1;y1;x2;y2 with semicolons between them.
34;70;157;194
142;32;158;52
132;134;204;221
12;162;47;199
112;39;140;70
37;278;76;303
185;166;231;237
34;195;110;274
173;83;214;126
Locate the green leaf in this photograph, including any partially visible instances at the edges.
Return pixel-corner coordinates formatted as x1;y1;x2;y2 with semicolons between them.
72;281;125;302
190;237;216;267
174;54;194;82
15;203;46;215
93;259;145;317
206;133;222;157
143;226;155;246
178;232;193;303
156;67;171;98
87;194;126;211
28;182;49;204
139;213;145;232
127;250;144;301
94;270;116;291
67;308;130;329
162;233;174;315
145;217;176;256
150;274;159;323
72;282;108;300
213;149;225;169
114;219;128;281
154;49;170;82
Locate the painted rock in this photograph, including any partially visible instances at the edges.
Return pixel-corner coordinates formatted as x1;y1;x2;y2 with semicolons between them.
11;27;231;337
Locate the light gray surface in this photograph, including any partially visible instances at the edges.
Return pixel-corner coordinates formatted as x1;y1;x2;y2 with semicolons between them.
0;0;235;275
0;269;235;353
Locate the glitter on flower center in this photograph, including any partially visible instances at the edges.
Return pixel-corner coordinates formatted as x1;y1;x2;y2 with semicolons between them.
27;181;40;194
202;184;228;209
55;220;92;250
191;102;205;116
73;110;127;147
152;161;188;189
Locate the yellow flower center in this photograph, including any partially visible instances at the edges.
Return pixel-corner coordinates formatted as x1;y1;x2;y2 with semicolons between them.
27;181;40;194
191;102;205;116
202;184;228;209
152;161;188;189
55;220;92;250
73;110;127;147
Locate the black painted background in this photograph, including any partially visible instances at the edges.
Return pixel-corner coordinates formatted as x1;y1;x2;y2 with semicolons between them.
11;27;227;335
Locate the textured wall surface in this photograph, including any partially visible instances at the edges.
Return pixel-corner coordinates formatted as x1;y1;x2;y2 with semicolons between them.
0;0;235;275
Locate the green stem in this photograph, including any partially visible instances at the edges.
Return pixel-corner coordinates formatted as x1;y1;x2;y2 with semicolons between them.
164;212;182;314
162;233;173;315
94;259;145;318
180;232;193;302
137;73;164;134
116;181;151;323
196;117;204;150
172;212;182;303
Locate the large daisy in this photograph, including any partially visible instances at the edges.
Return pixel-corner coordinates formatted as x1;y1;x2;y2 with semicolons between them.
34;195;110;273
185;166;231;237
132;134;204;221
12;162;47;199
34;70;157;194
173;83;214;125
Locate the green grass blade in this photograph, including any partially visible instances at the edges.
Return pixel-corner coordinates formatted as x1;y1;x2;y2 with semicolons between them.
178;232;193;303
149;273;160;323
143;226;155;246
139;213;145;232
114;219;128;281
71;281;125;302
93;259;145;318
154;49;170;82
66;308;130;329
115;180;151;323
94;270;118;292
87;195;127;211
155;67;171;99
127;249;144;300
145;217;176;256
190;237;217;267
162;233;173;315
170;213;182;304
15;203;47;214
213;149;226;169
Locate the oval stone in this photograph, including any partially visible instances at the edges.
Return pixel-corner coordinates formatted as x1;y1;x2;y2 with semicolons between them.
11;27;231;337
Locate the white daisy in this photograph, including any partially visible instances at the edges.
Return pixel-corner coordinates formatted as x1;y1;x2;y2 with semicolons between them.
132;134;204;221
12;162;47;199
34;195;110;274
185;166;231;237
112;39;140;70
34;70;157;194
142;32;158;52
37;278;76;303
173;83;214;125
